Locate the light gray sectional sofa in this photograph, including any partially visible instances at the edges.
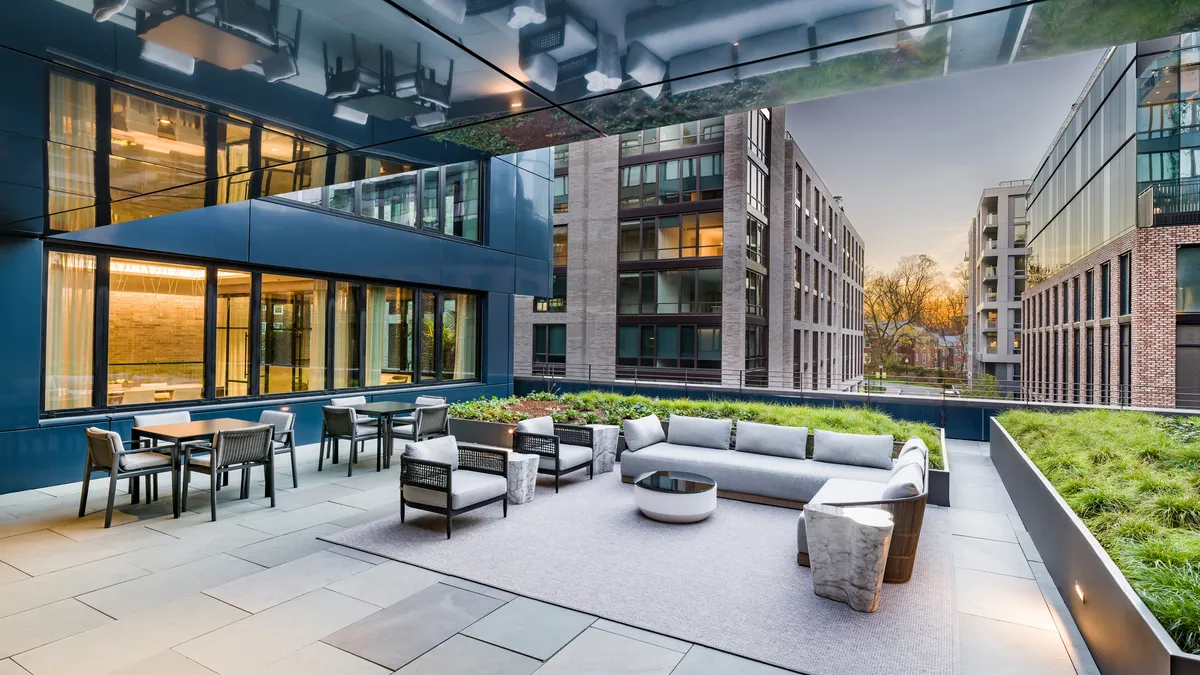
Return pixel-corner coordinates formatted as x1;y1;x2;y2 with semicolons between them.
619;414;925;507
619;414;930;583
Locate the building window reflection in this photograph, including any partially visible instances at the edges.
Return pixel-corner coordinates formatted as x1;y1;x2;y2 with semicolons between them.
216;270;252;398
334;281;361;389
442;292;478;381
366;285;415;386
260;274;327;394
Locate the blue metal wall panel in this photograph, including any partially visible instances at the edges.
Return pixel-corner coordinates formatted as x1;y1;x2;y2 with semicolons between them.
53;200;252;261
0;182;46;230
248;200;443;285
0;49;46;140
514;165;552;261
0;238;44;432
485;292;513;385
513;255;551;297
487;158;517;254
440;242;515;293
0;131;44;189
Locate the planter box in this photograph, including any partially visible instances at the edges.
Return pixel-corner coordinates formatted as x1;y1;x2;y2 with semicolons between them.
448;418;514;449
990;417;1200;675
616;423;951;507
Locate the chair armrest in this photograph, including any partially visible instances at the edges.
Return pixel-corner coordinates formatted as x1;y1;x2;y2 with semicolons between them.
458;444;508;477
553;424;593;448
512;431;558;458
400;456;451;492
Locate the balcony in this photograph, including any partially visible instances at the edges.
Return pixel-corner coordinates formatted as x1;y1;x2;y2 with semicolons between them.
981;239;998;259
982;266;998;280
1140;177;1200;226
982;213;998;235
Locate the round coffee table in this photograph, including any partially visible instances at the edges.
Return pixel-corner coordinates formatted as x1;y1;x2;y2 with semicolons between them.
633;471;717;523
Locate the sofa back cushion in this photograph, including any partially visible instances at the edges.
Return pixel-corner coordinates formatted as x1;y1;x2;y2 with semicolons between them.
667;414;732;450
405;435;459;471
812;430;894;470
734;421;807;460
515;416;555;436
898;437;928;458
891;450;925;479
623;415;665;452
883;463;924;499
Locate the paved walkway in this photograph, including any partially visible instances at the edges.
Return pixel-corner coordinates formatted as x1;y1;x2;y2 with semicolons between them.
0;438;1097;674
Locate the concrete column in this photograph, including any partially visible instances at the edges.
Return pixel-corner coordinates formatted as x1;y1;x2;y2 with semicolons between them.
721;112;748;388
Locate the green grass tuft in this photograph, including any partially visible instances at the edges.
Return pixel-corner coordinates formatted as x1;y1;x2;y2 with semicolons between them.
998;408;1200;654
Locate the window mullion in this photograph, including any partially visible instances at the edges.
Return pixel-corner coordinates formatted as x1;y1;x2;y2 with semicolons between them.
92;254;110;409
249;273;262;396
203;265;217;400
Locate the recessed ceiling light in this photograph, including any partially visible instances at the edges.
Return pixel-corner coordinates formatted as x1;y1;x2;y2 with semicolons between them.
158;118;172;124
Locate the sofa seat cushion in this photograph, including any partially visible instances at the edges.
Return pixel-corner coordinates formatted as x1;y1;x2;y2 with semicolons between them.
403;470;507;510
539;443;592;472
797;478;891;554
621;444;891;504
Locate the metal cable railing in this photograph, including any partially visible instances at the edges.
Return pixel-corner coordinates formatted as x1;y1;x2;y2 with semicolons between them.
515;361;1200;412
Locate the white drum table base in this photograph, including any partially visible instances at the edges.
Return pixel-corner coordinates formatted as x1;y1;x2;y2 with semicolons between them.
633;473;717;523
805;504;894;613
506;452;539;505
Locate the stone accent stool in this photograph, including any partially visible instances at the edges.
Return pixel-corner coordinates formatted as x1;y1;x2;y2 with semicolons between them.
805;504;893;613
586;424;618;474
506;452;539;504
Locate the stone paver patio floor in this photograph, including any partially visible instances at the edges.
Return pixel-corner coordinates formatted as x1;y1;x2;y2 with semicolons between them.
0;438;1096;674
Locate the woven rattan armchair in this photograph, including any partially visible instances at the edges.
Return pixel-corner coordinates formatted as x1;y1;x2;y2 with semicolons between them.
80;428;173;528
182;424;276;521
400;438;508;539
513;422;594;493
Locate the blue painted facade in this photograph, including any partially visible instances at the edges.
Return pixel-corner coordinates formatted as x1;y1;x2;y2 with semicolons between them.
0;1;555;492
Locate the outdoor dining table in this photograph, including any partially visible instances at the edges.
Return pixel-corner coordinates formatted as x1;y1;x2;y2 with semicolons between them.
131;418;263;518
350;401;418;470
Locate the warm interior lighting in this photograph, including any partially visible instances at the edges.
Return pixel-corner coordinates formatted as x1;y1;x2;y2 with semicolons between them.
110;260;206;280
1075;583;1085;602
158;118;172;124
510;101;523;109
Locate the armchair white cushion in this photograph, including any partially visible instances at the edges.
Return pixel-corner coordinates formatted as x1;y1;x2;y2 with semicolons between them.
404;435;460;471
403;471;507;510
515;416;555;436
539;443;592;471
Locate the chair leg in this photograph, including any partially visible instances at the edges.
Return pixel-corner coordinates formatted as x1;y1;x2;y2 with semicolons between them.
347;439;356;478
503;498;508;518
289;439;299;489
446;514;452;539
181;464;191;512
318;433;326;472
152;473;159;501
400;499;406;523
240;468;250;500
78;457;92;518
209;470;219;522
266;457;276;508
104;472;118;528
555;472;560;494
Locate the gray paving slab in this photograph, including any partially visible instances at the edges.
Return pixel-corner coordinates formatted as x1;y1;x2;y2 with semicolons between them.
670;645;794;674
590;619;691;654
322;582;505;670
948;509;1018;543
531;627;683;674
394;634;540;675
952;535;1034;579
462;597;595;660
958;613;1075;675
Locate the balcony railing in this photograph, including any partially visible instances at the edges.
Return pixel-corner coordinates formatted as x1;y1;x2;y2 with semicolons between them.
983;266;998;278
1141;177;1200;225
617;302;723;314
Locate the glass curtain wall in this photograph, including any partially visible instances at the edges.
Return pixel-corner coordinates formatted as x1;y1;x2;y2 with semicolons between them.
47;74;98;232
107;259;206;404
442;293;478;381
216;270;252;397
44;252;95;410
260;274;326;394
108;90;207;223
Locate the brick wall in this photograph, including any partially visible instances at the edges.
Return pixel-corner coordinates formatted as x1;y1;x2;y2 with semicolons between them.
1133;224;1200;407
107;282;206;380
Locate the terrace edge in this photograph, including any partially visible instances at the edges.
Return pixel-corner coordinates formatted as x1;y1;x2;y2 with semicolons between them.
989;417;1200;675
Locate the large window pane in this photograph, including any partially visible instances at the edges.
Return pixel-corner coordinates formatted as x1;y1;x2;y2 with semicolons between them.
216;270;251;397
552;225;568;266
261;274;327;394
444;161;481;240
698;269;723;312
366;285;415;386
334;282;361;388
422;169;440;230
48;74;98;232
110;90;206;175
618;273;640;314
360;172;418;227
108;259;205;404
1179;247;1200;312
442;292;478;381
44;252;95;410
216;121;252;205
260;128;326;196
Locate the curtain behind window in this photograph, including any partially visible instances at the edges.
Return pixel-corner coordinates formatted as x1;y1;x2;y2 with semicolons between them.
45;251;96;409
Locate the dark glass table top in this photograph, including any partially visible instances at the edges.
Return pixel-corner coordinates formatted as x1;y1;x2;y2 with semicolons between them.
351;401;419;415
634;471;716;495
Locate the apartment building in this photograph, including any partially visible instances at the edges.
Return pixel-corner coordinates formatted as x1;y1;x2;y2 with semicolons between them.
516;108;866;391
965;182;1029;394
1022;34;1200;408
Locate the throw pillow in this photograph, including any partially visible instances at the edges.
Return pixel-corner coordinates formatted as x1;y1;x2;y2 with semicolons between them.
623;415;665;452
734;421;807;459
515;416;555;436
882;463;924;499
667;414;732;450
812;430;894;470
891;450;926;478
405;435;459;471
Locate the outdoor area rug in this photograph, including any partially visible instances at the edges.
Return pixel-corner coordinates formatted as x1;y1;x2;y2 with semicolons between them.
322;473;955;675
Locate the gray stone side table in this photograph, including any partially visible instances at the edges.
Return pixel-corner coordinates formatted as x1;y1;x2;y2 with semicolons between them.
506;452;539;504
586;424;618;474
805;504;894;613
